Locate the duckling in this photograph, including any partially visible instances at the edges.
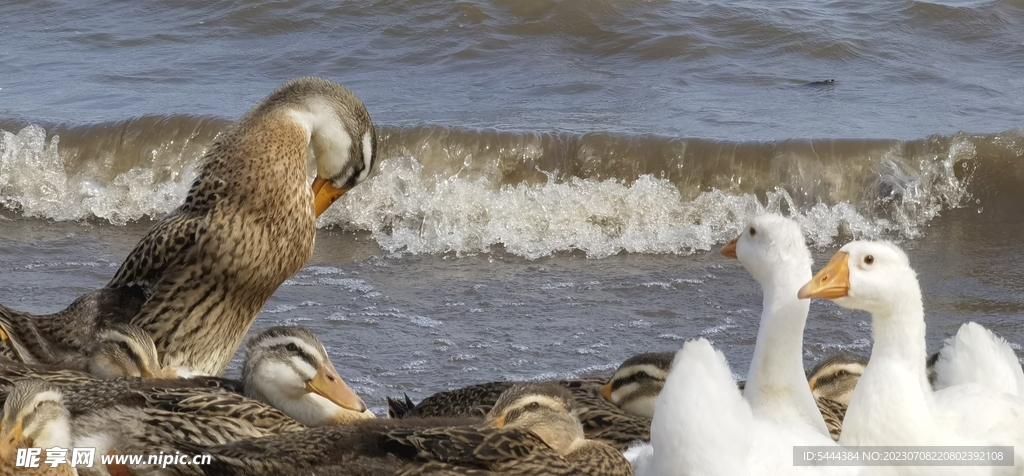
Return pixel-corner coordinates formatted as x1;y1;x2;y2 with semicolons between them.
600;352;673;419
807;352;867;406
157;383;631;476
86;324;182;380
807;353;867;441
0;324;185;391
0;380;77;476
55;327;369;461
388;353;666;451
0;77;378;377
0;286;147;365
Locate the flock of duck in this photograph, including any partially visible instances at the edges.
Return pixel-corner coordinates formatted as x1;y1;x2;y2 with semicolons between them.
0;77;1021;476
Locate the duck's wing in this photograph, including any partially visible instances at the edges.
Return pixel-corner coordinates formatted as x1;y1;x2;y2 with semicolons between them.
933;322;1024;397
0;359;94;387
107;201;210;292
566;440;633;476
392;382;514;419
647;339;753;476
0;285;148;364
569;384;650;450
389;426;572;474
143;389;305;433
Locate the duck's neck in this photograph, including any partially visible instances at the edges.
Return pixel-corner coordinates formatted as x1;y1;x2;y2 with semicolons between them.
744;270;828;436
244;368;336;427
842;283;935;446
866;286;929;391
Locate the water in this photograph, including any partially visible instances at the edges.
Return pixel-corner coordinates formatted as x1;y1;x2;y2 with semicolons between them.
1;0;1023;414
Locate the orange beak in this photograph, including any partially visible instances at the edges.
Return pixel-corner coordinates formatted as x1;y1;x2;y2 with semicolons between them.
798;251;851;300
601;382;614;401
305;360;367;413
490;414;507;428
720;236;739;259
312;176;349;218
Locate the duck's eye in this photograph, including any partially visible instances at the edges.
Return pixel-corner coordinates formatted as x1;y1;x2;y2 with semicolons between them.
749;227;757;236
635;371;649;379
863;255;874;265
286;343;299;352
837;370;848;377
526;402;540;411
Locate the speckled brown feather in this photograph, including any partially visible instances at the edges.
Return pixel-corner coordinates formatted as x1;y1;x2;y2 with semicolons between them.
156;417;623;476
0;286;147;364
388;378;649;451
816;396;848;441
155;418;479;475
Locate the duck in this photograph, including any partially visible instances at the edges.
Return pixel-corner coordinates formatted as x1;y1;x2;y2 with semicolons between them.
154;383;631;476
0;326;370;464
0;77;378;377
0;323;184;391
807;352;868;441
82;326;368;431
631;214;856;476
387;352;670;450
599;352;673;419
807;353;867;406
0;380;78;476
798;240;1024;475
0;286;147;366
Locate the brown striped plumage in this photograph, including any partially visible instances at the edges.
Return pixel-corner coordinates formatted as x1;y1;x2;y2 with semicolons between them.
0;327;371;458
806;352;867;441
387;353;671;451
0;78;377;377
156;383;631;476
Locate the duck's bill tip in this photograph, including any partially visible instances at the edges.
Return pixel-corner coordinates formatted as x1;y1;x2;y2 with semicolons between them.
798;251;851;300
312;176;349;218
720;236;739;259
306;365;367;413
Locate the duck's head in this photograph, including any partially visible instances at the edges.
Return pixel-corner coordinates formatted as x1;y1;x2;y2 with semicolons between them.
807;353;868;405
486;383;583;455
243;326;370;426
798;240;917;315
88;323;180;379
0;379;71;463
258;77;377;218
721;213;812;286
600;352;673;418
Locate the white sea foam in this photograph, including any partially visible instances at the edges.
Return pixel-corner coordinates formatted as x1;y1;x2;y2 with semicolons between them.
1;123;976;259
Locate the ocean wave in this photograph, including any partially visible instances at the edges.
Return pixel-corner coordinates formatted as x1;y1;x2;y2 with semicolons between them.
2;119;1020;258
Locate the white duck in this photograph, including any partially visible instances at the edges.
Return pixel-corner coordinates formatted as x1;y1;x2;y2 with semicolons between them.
632;214;857;476
799;240;1024;476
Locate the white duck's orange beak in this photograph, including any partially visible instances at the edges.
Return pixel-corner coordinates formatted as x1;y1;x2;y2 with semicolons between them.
312;176;349;218
720;236;739;259
799;251;851;299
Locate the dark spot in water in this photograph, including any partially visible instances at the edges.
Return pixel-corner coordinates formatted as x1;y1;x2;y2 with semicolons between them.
806;79;836;86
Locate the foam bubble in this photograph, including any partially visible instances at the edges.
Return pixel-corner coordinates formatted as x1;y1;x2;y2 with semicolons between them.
0;125;196;224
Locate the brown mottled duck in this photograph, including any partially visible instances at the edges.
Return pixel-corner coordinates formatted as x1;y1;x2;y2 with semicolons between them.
0;77;378;376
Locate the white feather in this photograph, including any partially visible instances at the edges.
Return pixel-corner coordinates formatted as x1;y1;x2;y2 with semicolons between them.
934;322;1024;397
